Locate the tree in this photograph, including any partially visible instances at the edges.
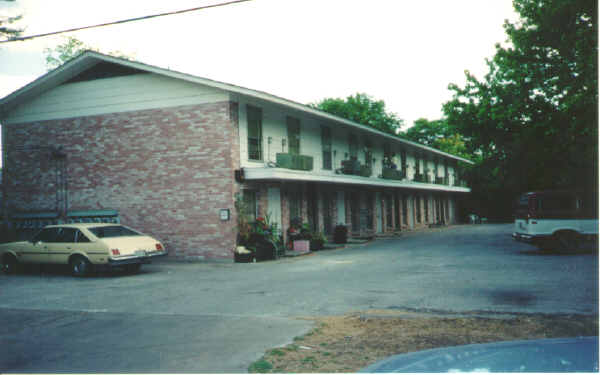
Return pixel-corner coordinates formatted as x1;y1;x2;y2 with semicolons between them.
443;0;597;220
43;36;87;70
400;118;473;160
43;36;134;71
0;0;23;41
310;93;404;136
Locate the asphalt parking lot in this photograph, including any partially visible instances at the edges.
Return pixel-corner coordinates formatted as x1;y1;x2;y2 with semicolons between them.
0;224;597;372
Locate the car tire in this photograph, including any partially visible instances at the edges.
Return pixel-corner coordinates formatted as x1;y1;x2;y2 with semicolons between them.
554;231;580;252
125;264;141;274
2;254;18;274
70;256;91;277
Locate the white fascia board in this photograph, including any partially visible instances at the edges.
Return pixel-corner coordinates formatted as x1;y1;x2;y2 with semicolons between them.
0;51;98;114
0;51;473;165
243;167;471;193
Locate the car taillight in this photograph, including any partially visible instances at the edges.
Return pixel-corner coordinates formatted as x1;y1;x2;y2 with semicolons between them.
111;249;121;256
156;243;164;251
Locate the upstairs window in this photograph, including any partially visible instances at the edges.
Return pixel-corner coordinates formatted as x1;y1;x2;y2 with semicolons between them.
287;116;301;155
364;139;373;167
247;105;263;161
321;126;332;170
348;134;358;160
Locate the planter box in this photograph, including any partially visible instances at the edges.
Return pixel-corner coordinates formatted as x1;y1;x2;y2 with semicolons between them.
382;168;404;180
234;252;254;263
293;240;310;252
360;165;372;177
341;159;361;175
276;153;313;171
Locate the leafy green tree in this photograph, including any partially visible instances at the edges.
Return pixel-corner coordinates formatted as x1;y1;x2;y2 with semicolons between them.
43;36;133;71
0;0;23;42
401;118;473;160
443;0;597;219
43;36;87;70
310;93;404;136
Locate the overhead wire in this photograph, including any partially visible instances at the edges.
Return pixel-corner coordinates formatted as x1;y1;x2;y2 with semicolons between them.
0;0;253;43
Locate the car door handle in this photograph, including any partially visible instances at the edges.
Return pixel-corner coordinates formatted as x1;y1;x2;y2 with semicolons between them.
66;247;72;250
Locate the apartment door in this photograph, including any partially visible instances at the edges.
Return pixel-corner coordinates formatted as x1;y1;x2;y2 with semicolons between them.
307;183;318;232
267;187;282;231
375;192;383;233
336;191;346;225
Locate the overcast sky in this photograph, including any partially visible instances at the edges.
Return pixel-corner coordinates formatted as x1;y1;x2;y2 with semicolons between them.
0;0;519;128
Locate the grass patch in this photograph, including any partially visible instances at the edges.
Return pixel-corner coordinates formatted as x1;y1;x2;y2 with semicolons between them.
248;310;598;373
248;358;272;373
269;349;285;357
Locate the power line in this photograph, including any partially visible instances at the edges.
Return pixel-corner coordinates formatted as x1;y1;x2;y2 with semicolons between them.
0;0;252;44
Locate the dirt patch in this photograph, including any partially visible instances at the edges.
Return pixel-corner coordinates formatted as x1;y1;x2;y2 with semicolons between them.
249;310;598;373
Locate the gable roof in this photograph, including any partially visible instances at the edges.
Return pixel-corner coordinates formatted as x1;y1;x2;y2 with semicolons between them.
0;50;473;164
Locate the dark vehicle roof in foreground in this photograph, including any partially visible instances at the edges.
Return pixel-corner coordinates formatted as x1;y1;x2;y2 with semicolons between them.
361;337;598;373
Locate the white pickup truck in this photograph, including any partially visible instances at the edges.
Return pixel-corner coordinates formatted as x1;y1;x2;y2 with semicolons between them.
512;190;598;251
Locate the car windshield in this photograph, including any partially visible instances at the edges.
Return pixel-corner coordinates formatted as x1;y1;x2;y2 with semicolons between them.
88;225;142;238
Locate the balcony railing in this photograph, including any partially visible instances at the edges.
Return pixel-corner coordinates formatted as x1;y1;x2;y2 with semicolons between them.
341;159;372;177
413;173;427;183
381;168;405;180
276;153;313;171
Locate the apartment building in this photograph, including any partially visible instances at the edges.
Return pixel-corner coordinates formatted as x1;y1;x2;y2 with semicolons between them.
0;51;471;260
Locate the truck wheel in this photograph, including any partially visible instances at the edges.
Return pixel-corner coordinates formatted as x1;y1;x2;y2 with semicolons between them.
554;231;580;252
2;254;18;274
70;256;91;277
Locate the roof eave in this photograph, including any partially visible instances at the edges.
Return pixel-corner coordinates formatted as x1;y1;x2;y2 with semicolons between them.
0;51;474;165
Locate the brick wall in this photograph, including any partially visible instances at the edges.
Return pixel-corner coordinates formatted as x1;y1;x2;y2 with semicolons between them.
3;101;240;260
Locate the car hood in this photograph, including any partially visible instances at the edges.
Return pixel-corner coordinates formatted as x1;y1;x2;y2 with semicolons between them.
99;236;160;255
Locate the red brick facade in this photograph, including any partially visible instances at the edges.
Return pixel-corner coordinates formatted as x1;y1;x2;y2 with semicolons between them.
2;102;240;260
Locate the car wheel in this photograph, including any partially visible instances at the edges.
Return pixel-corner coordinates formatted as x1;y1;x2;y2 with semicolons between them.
70;256;91;277
554;231;580;252
2;254;18;274
125;264;141;274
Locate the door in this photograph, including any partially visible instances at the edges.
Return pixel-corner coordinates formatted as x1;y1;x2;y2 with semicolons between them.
375;192;383;233
47;227;77;264
336;191;346;225
22;227;57;263
267;187;282;234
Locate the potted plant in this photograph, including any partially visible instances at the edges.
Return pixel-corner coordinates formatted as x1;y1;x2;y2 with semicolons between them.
334;224;348;244
288;217;311;252
310;231;326;251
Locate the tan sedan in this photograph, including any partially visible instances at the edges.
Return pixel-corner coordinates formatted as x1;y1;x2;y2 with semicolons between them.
0;223;167;276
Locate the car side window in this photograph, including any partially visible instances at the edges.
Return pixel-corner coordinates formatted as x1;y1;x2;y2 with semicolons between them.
32;228;59;243
56;228;77;243
75;230;91;243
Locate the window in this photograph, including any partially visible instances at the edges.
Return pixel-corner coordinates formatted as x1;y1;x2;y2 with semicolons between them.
400;149;407;172
76;230;91;243
424;196;429;223
89;225;142;238
364;139;373;167
383;143;395;169
56;228;77;242
348;134;358;160
247;105;263;161
287;116;300;155
321;126;332;170
416;196;422;223
32;227;59;243
243;190;257;222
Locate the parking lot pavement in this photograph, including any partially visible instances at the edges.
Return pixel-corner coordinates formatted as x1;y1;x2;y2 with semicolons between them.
0;224;597;372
